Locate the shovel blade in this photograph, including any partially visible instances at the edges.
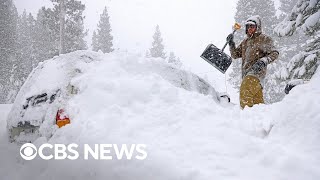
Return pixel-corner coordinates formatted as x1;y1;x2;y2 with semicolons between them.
200;44;232;74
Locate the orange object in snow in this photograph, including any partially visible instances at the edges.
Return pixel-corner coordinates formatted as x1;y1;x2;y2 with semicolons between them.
56;109;70;128
234;23;241;30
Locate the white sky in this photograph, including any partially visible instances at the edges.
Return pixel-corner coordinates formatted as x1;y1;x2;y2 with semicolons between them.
14;0;239;91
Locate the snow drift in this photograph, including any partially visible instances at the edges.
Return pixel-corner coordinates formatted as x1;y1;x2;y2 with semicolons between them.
7;50;219;142
0;50;319;180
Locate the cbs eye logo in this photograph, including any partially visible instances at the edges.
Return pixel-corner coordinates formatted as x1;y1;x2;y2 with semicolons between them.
20;143;37;160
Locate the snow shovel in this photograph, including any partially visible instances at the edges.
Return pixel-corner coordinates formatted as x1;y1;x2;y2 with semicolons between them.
200;23;241;74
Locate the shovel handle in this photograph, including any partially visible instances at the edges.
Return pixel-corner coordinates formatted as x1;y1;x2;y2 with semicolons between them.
221;29;237;52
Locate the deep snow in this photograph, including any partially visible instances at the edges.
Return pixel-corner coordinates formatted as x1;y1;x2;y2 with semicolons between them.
0;51;319;180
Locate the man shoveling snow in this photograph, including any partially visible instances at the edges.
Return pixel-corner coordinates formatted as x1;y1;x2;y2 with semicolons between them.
227;15;279;109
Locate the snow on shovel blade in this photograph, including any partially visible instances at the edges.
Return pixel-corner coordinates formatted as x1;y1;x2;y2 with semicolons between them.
200;44;232;74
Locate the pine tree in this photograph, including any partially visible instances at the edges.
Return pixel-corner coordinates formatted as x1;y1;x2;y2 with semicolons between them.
34;7;59;61
275;0;319;36
32;0;87;60
0;0;18;103
150;25;166;59
27;13;38;68
168;52;176;63
12;10;38;100
58;0;66;54
263;62;287;104
93;7;113;53
279;0;298;19
16;11;36;78
264;0;311;103
63;0;88;52
274;0;319;81
91;31;99;52
51;0;88;53
168;52;182;68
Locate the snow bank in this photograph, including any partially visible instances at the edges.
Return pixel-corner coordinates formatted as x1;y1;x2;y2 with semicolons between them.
7;50;218;141
1;51;319;180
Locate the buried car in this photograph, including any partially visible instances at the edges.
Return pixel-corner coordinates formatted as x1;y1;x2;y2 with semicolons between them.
7;50;224;143
7;86;76;143
6;51;96;143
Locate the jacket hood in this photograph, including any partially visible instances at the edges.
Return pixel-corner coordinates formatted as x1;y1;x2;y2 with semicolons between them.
245;15;262;36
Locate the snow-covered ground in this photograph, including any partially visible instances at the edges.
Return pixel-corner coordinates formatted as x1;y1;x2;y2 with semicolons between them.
0;51;319;180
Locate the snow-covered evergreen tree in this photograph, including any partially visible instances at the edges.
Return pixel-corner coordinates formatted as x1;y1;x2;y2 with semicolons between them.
58;0;66;54
32;0;87;60
11;10;38;101
263;62;287;104
93;7;113;53
168;52;177;63
34;7;59;61
50;0;88;53
275;0;319;36
274;0;319;81
263;0;313;103
279;0;298;19
0;0;18;103
16;11;36;78
91;31;99;52
61;0;88;52
168;52;182;68
149;25;166;59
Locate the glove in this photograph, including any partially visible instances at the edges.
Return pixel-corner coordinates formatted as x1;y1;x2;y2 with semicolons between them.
252;57;270;73
226;33;235;47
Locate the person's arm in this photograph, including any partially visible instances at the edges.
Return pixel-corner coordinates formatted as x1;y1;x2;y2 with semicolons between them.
229;41;243;59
